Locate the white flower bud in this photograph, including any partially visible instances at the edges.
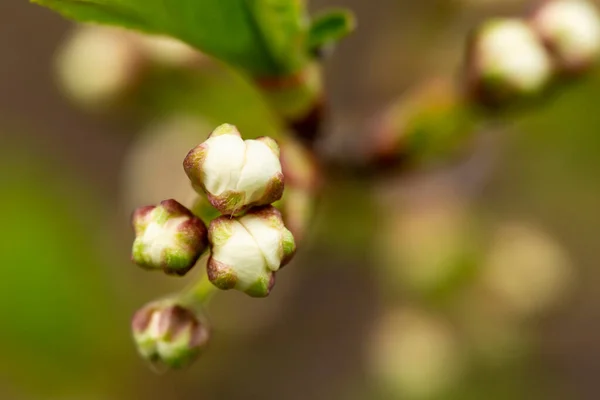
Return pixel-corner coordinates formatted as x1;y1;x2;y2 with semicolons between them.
184;124;285;216
466;19;553;105
55;26;142;108
207;206;296;297
132;199;209;276
132;301;210;369
531;0;600;73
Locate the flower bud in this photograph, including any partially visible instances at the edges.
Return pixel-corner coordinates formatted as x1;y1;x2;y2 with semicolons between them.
132;199;209;276
183;124;285;216
132;300;210;369
55;25;143;109
207;206;296;297
530;0;600;73
466;19;553;106
369;78;481;168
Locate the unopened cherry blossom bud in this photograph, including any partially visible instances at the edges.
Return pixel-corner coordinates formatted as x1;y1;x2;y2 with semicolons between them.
369;78;481;168
55;25;143;108
183;124;285;216
132;300;210;369
132;199;208;276
530;0;600;73
207;206;296;298
466;19;553;106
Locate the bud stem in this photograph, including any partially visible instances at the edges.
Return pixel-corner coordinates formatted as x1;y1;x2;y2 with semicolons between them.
254;63;324;146
179;270;219;308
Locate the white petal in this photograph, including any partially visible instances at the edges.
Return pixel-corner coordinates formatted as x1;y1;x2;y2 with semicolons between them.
140;216;188;264
236;140;282;203
212;221;267;290
202;134;245;195
238;213;283;271
144;310;162;341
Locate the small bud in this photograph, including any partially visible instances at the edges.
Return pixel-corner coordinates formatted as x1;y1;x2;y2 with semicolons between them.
369;78;481;168
466;18;553;106
55;26;143;109
132;199;209;276
132;300;210;369
207;206;296;297
530;0;600;73
183;124;285;216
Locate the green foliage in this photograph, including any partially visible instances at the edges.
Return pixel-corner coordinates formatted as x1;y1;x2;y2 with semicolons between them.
32;0;311;76
307;9;356;54
0;141;131;393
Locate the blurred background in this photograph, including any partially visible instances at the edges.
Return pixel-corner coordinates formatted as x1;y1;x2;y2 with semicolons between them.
2;0;600;399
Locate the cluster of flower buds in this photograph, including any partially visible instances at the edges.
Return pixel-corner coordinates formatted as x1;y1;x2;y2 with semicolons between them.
183;124;297;296
132;300;210;369
466;0;600;107
130;123;298;368
364;0;600;169
131;124;296;291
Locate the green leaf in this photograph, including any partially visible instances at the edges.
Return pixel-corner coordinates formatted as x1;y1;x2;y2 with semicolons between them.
32;0;310;76
307;9;355;54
